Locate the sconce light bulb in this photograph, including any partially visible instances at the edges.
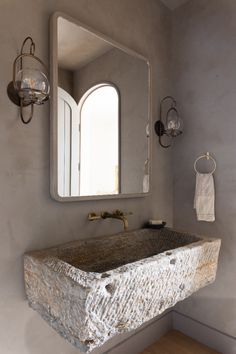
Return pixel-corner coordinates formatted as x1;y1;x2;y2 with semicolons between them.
166;108;183;137
167;118;180;130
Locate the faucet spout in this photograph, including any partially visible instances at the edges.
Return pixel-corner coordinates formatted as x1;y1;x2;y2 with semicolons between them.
121;216;129;230
101;210;129;230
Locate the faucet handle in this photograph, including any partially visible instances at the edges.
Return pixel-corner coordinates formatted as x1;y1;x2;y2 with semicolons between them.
114;209;133;216
88;212;102;221
114;209;123;216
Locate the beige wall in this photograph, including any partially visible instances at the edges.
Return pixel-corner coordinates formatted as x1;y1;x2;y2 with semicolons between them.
0;0;173;353
172;0;236;339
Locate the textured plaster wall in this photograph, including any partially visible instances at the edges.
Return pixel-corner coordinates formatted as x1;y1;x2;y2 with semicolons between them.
172;0;236;339
58;68;73;96
0;0;173;353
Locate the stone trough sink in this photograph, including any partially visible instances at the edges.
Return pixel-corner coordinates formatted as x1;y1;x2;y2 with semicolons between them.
24;228;221;352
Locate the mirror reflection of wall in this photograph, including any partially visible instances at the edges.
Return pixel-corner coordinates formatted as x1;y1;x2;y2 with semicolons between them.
56;16;150;199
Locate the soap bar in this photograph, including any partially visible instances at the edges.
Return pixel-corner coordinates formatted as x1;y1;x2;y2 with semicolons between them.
149;219;163;225
144;221;166;229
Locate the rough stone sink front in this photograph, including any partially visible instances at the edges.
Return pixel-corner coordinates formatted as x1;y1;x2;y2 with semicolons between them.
24;228;221;352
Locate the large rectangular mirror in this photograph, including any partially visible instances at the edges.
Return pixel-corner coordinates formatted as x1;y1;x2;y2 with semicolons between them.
50;13;151;201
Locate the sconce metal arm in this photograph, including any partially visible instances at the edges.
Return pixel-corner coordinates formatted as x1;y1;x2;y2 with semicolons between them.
20;100;34;124
159;96;176;125
159;134;172;148
20;37;35;68
21;36;35;56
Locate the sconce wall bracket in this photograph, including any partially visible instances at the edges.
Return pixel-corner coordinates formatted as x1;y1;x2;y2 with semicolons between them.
154;120;165;137
7;82;30;107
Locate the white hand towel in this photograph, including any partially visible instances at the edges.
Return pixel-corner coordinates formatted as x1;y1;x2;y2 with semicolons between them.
194;172;215;222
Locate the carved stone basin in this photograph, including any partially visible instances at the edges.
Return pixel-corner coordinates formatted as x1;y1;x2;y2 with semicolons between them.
24;228;221;352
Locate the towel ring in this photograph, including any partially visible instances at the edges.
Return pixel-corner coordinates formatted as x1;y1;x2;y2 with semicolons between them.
194;152;216;174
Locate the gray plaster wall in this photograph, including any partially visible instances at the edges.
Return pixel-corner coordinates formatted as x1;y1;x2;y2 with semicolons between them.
74;48;149;194
58;68;73;96
172;0;236;339
0;0;173;353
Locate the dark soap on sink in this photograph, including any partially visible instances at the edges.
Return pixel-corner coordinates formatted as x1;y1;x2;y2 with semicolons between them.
143;222;166;229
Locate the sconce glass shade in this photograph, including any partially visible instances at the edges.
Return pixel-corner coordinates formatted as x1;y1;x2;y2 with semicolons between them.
165;107;183;137
14;68;50;105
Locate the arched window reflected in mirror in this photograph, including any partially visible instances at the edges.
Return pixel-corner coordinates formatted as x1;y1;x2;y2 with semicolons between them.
79;84;120;196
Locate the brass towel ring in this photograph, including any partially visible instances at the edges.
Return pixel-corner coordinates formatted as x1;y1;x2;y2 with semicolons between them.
194;152;216;174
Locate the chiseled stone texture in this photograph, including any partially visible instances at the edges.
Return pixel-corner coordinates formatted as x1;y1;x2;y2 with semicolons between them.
24;228;221;352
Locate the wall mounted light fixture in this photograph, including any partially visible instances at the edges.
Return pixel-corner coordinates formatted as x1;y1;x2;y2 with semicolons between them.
154;96;183;148
7;37;50;124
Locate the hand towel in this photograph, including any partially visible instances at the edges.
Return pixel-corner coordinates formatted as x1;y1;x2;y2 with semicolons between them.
194;172;215;222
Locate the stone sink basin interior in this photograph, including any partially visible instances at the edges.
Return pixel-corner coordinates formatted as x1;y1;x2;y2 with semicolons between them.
24;228;221;352
53;229;200;273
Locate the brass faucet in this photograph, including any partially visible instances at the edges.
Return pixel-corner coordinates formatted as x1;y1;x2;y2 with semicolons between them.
88;210;132;230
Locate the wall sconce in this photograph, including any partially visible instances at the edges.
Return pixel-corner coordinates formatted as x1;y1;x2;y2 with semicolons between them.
154;96;183;148
7;36;50;124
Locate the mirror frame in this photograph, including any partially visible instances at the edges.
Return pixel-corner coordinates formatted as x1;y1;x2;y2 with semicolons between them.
50;12;152;202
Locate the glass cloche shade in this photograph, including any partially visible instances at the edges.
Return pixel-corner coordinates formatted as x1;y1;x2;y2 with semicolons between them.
165;107;183;137
14;68;50;105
